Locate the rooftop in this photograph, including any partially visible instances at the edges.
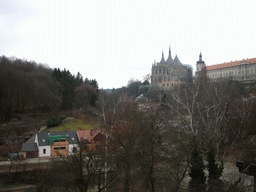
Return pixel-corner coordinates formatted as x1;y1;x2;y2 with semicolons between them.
21;143;38;152
77;129;105;142
206;57;256;70
37;131;79;146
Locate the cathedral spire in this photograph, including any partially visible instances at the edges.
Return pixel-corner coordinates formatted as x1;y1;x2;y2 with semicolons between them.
166;47;174;65
174;54;182;65
160;50;165;63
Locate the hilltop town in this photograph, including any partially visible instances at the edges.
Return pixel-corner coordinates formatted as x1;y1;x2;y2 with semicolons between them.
1;52;256;191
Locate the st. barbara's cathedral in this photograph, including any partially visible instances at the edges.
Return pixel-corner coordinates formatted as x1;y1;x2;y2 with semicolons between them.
149;47;192;91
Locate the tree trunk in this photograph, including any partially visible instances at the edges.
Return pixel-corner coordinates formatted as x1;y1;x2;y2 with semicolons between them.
254;174;256;192
149;152;155;192
124;160;131;192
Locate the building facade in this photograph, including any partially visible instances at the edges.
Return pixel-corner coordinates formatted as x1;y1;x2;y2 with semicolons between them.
196;53;256;83
140;47;192;92
151;47;192;84
21;131;79;158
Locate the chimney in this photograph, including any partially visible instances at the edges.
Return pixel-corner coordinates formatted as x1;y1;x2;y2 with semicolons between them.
65;130;67;132
90;128;93;136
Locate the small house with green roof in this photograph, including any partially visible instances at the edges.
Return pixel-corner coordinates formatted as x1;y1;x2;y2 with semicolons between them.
35;131;79;157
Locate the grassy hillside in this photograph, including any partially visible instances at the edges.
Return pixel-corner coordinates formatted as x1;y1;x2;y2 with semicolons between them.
47;118;100;132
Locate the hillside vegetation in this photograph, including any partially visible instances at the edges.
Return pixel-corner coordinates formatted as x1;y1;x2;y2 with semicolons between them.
47;118;99;132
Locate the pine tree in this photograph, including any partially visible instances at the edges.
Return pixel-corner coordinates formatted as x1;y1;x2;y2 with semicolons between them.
207;148;224;192
207;148;223;180
188;144;206;192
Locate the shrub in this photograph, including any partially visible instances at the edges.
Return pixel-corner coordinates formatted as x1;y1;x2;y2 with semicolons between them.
46;116;65;128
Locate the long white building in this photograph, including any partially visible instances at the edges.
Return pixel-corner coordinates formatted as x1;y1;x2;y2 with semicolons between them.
196;53;256;83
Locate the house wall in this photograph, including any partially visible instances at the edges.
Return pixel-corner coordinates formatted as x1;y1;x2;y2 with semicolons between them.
206;63;256;82
25;151;38;158
151;63;191;84
69;144;79;155
38;146;51;157
51;140;69;157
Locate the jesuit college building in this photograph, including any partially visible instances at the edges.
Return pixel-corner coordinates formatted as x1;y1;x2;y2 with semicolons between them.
196;53;256;83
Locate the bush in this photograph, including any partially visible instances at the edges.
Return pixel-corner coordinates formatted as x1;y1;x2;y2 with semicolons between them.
46;116;65;128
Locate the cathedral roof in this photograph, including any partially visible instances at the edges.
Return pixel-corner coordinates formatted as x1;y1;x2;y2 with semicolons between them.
174;55;182;65
160;51;165;63
206;57;256;70
166;47;174;64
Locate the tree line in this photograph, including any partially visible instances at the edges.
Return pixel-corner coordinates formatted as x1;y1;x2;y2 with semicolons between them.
37;96;254;191
37;68;256;191
0;56;99;122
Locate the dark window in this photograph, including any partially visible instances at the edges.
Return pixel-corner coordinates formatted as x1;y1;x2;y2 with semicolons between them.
43;149;46;154
54;147;66;150
72;147;78;153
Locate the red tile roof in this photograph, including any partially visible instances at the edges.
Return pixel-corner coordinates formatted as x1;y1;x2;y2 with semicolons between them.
206;57;256;70
77;129;105;142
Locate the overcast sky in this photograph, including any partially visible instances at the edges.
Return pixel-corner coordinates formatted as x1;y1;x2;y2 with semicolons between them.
1;0;255;89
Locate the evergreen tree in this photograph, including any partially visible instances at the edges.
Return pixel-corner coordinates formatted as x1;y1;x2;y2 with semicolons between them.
207;148;224;192
188;144;206;192
207;148;223;181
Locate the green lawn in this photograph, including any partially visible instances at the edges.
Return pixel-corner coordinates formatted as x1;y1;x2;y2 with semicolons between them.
0;182;36;192
47;119;99;132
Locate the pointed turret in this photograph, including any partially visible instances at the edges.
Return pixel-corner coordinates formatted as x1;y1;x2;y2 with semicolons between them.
166;46;174;64
199;52;202;61
160;51;165;63
197;52;204;64
174;55;182;65
196;52;206;72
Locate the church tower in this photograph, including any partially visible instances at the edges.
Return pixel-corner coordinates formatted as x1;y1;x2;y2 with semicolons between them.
196;52;206;72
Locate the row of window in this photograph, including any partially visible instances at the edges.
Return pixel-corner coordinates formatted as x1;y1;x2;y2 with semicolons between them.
54;139;66;142
153;71;185;75
163;83;174;87
42;146;67;154
152;76;179;83
208;69;256;78
54;147;66;150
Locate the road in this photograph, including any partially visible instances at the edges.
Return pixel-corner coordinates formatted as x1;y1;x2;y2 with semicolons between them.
0;157;52;165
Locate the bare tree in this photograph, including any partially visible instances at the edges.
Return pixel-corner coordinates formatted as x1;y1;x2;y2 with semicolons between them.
162;73;253;158
96;90;110;124
38;139;115;192
104;102;145;191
